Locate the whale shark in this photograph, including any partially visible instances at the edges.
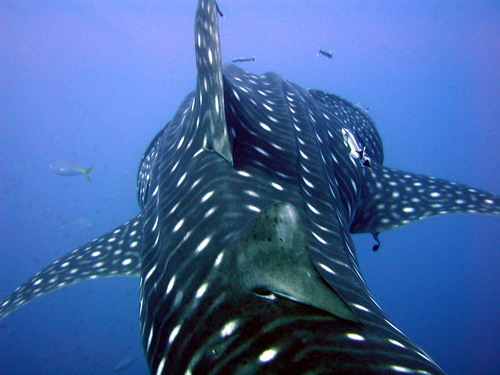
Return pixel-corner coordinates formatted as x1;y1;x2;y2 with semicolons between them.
1;1;498;374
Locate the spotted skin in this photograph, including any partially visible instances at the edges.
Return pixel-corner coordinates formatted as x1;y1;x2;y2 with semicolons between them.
352;166;500;233
1;0;499;374
0;215;143;319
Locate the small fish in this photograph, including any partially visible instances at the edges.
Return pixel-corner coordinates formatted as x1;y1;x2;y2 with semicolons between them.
231;56;255;63
59;217;96;230
114;354;139;372
50;160;94;182
317;48;333;58
342;128;372;167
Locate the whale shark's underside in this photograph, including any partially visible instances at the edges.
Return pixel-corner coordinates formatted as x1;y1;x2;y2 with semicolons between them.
1;1;498;374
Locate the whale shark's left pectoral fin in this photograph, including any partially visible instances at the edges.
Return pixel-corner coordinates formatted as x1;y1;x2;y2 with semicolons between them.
194;0;232;164
351;166;500;233
0;214;143;319
236;203;361;324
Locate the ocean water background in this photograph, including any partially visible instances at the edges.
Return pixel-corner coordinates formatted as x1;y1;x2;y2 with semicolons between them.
0;1;498;374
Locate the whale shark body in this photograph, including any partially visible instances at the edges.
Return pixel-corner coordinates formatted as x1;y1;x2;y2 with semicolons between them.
1;1;498;374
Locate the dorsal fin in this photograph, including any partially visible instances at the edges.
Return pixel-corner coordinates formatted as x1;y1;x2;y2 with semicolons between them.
194;0;232;164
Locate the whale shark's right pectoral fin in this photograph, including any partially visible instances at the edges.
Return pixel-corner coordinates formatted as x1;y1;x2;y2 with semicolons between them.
351;166;500;234
0;214;143;319
236;203;361;324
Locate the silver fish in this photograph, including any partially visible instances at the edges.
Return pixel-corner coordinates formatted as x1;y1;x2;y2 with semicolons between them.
50;160;94;182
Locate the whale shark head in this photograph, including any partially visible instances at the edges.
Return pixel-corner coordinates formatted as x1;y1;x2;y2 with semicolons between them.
1;1;499;374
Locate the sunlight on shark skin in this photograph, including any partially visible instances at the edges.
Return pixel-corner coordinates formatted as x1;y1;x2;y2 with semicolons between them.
1;0;499;374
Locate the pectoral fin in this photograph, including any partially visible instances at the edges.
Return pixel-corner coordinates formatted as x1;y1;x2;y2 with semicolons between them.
0;214;143;319
352;166;500;233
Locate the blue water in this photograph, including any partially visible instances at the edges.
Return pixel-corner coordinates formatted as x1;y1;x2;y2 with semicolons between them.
1;1;498;374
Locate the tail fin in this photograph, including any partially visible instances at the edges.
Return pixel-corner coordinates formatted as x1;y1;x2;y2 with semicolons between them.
79;166;94;182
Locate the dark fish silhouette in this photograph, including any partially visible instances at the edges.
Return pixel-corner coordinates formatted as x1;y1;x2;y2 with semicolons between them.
318;48;333;58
